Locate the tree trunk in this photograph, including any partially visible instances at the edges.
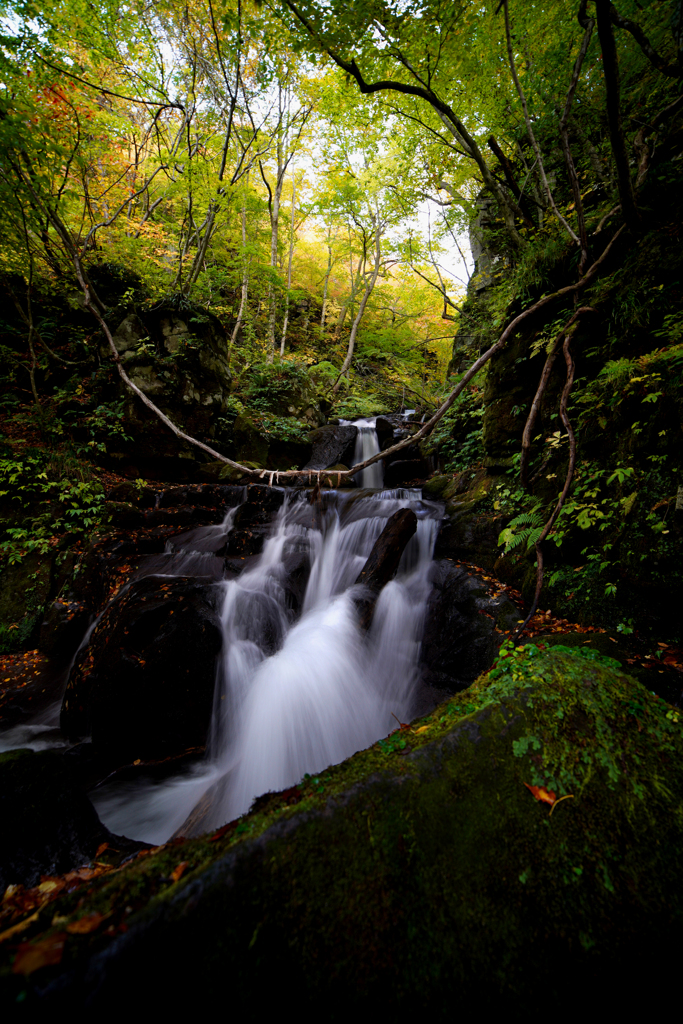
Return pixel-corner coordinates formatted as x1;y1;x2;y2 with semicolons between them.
332;219;381;393
230;186;250;357
320;231;334;329
280;174;297;356
595;0;640;231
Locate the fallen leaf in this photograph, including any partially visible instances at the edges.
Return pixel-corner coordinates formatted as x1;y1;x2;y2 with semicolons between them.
12;932;66;974
170;861;189;883
37;879;65;896
0;911;39;944
415;725;430;734
67;912;106;935
95;842;109;857
524;783;556;806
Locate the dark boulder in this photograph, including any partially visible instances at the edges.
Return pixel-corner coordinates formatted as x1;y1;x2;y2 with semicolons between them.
420;559;520;690
40;598;91;668
223;486;284;557
61;576;222;766
383;459;431;487
0;749;116;890
355;508;418;627
303;425;357;471
17;649;683;1014
375;416;395;450
106;303;233;477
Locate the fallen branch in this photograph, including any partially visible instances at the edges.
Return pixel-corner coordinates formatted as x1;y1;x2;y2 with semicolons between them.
77;223;623;484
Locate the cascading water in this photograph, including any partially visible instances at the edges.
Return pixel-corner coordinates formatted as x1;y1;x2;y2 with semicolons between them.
0;500;245;757
341;418;383;488
92;486;441;844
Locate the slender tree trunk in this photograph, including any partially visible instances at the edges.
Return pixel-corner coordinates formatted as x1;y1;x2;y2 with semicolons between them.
230;185;250;358
332;218;382;393
320;229;334;329
595;0;640;230
503;0;579;244
280;174;297;356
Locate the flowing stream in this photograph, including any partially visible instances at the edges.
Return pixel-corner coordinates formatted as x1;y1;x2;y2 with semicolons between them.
2;421;443;846
92;480;441;843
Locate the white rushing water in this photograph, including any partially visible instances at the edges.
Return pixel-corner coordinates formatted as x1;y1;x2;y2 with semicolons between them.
92;483;441;844
341;417;384;488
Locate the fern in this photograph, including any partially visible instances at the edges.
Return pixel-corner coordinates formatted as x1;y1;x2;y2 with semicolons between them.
498;506;545;554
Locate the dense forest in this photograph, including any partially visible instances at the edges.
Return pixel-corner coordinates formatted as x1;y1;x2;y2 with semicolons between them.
1;0;683;1012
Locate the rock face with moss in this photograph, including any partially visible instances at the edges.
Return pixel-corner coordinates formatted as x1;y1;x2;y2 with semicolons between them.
107;302;233;477
7;647;683;1011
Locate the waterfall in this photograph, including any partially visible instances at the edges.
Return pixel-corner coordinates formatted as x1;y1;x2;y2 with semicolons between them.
91;487;441;844
340;417;383;488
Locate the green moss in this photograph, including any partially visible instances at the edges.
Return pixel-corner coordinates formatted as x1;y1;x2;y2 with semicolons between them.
4;647;683;1010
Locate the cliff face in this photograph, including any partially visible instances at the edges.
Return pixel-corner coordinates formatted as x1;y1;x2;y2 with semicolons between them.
433;141;683;642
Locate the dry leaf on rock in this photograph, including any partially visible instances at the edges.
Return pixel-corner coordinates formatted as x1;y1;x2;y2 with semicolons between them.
12;933;67;975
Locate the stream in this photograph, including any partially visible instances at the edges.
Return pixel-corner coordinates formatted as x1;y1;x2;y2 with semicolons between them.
1;419;446;846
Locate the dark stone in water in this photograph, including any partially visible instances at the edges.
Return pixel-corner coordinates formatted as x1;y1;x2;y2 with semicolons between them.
0;748;142;890
303;425;357;470
222;485;285;557
61;576;222;766
355;508;418;628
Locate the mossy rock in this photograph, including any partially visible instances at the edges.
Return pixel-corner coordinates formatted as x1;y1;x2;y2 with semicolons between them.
196;460;246;484
422;473;451;498
232;414;269;466
6;647;683;1012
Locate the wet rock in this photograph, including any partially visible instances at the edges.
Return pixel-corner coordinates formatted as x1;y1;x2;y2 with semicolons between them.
375;416;395;450
422;474;451;498
355;508;418;627
233;414;269;467
222;487;284;558
40;598;91;668
420;559;520;690
24;649;683;1014
107;481;157;507
61;576;222;766
383;459;430;487
0;748;112;890
355;509;418;592
281;551;312;615
303;425;357;470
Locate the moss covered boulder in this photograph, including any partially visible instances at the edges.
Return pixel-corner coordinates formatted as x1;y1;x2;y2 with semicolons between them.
4;647;683;1012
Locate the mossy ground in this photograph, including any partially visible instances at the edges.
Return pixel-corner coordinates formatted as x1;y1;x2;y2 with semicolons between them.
3;646;683;1012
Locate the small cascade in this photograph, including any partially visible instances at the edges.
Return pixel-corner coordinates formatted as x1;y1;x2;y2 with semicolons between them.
0;501;244;757
341;417;383;488
92;486;442;844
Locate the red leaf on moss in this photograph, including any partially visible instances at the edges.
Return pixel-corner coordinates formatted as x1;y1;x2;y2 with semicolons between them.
524;783;556;806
